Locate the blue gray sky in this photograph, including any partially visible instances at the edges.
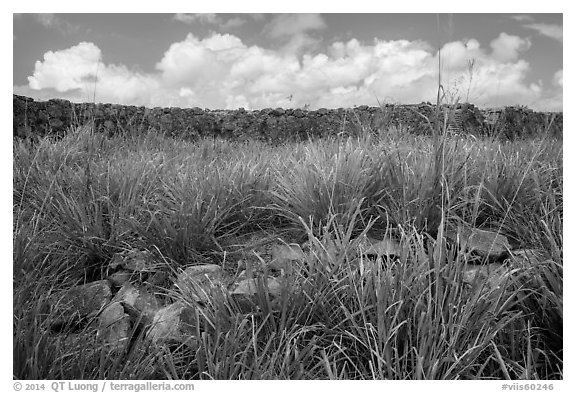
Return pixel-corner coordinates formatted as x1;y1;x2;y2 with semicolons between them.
13;13;563;110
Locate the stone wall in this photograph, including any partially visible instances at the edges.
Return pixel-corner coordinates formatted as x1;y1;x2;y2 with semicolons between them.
13;94;562;142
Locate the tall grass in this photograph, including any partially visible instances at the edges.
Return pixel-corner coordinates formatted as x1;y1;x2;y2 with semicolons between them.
13;121;562;379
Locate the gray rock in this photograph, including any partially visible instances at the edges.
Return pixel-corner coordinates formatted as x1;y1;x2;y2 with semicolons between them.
49;280;112;329
115;282;140;306
230;277;284;313
232;277;282;298
462;263;508;290
357;236;401;259
114;283;162;321
147;302;198;349
269;244;305;272
134;289;162;320
107;270;132;287
175;264;224;303
97;302;130;349
447;226;511;260
292;109;305;118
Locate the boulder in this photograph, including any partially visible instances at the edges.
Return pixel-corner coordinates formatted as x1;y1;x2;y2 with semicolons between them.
175;264;224;304
49;280;112;331
357;236;401;260
97;302;130;349
230;277;282;313
107;270;132;287
269;243;305;272
271;108;285;116
114;283;162;321
230;277;284;313
462;263;508;290
447;226;511;261
115;282;140;306
232;277;282;298
134;289;162;320
293;109;305;118
147;302;198;349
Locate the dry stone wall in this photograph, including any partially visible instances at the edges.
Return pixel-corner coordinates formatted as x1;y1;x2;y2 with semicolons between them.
13;95;562;141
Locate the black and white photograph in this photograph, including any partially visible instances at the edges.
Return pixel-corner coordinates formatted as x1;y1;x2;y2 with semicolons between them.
11;3;564;385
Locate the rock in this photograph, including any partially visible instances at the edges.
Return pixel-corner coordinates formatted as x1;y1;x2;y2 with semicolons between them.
147;302;198;348
115;283;140;306
292;109;305;118
269;244;305;272
49;280;112;330
107;270;132;287
230;277;283;313
109;250;158;273
447;226;511;261
48;118;64;128
114;283;161;321
462;263;508;290
232;277;282;298
175;264;224;304
357;236;401;260
97;302;130;349
146;271;168;286
134;288;162;320
271;243;305;261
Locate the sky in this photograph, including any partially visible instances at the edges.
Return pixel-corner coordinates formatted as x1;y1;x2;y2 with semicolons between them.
13;13;563;111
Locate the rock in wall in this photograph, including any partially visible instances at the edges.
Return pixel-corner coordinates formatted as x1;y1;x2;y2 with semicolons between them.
13;95;562;141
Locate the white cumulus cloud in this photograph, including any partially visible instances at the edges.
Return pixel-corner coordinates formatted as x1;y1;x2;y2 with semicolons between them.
17;32;562;111
553;70;563;87
490;33;531;62
26;42;159;106
28;42;102;92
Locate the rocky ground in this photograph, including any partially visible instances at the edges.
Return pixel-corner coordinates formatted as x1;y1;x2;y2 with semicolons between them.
47;224;548;357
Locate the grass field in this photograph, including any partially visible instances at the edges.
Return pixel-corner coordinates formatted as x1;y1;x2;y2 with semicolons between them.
13;121;562;380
